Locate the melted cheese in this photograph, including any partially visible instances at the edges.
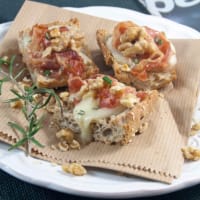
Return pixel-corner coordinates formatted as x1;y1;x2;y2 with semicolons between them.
22;35;31;48
73;92;125;143
168;42;177;67
106;37;133;66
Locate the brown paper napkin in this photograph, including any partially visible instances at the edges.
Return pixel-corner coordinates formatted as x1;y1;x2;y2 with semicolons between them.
0;87;183;183
0;1;199;183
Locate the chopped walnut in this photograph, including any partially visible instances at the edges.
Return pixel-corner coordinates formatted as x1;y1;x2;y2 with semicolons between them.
182;146;200;161
117;42;132;51
190;130;198;136
62;163;87;176
70;140;81;150
192;122;200;131
120;27;140;43
70;139;80;150
56;129;74;144
46;104;55;113
55;129;80;152
50;28;61;38
120;64;131;72
110;83;125;94
88;77;104;90
10;100;23;109
33;94;43;103
120;93;139;108
117;26;160;58
50;144;57;150
59;92;69;102
51;38;60;44
189;122;200;136
58;141;69;152
44;21;85;53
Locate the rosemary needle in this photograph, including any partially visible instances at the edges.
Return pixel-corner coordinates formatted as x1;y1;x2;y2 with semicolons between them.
0;56;63;156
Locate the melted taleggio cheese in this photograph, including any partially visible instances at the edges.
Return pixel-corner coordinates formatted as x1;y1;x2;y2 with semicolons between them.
73;92;125;143
106;37;134;66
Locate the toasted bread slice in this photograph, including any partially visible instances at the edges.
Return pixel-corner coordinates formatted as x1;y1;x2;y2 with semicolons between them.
53;75;159;145
18;18;98;88
96;21;177;90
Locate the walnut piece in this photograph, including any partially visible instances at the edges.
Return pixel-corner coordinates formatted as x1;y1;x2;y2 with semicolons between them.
50;28;61;38
56;129;74;144
189;122;200;136
192;122;200;131
182;146;200;161
10;100;23;109
45;96;56;113
59;92;69;102
88;76;104;90
120;64;131;72
70;139;81;150
62;163;87;176
120;93;139;108
117;26;160;59
55;129;80;152
57;141;69;152
33;94;43;103
50;144;57;150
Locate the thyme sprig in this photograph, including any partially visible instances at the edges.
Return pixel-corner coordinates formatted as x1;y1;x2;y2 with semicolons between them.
0;56;63;156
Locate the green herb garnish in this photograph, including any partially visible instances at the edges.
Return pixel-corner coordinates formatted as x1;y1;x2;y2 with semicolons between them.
133;58;140;64
44;69;51;77
45;32;51;40
154;37;163;45
103;76;112;85
0;56;63;156
78;110;85;115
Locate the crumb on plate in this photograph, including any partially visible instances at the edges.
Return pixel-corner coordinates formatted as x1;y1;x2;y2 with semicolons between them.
62;163;87;176
182;146;200;161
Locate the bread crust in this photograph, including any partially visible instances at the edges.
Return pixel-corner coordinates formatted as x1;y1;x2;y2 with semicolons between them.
96;29;176;90
54;89;159;145
92;90;159;144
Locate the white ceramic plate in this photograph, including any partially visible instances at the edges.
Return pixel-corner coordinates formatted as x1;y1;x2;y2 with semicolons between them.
0;6;200;199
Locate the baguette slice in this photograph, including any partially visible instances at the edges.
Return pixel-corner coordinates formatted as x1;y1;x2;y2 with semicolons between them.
18;18;98;88
96;21;177;90
53;75;159;145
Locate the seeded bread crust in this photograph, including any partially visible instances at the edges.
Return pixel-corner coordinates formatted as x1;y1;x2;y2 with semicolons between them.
96;29;176;90
54;90;159;145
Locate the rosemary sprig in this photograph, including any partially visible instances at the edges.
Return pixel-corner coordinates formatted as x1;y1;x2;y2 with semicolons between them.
0;56;63;156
